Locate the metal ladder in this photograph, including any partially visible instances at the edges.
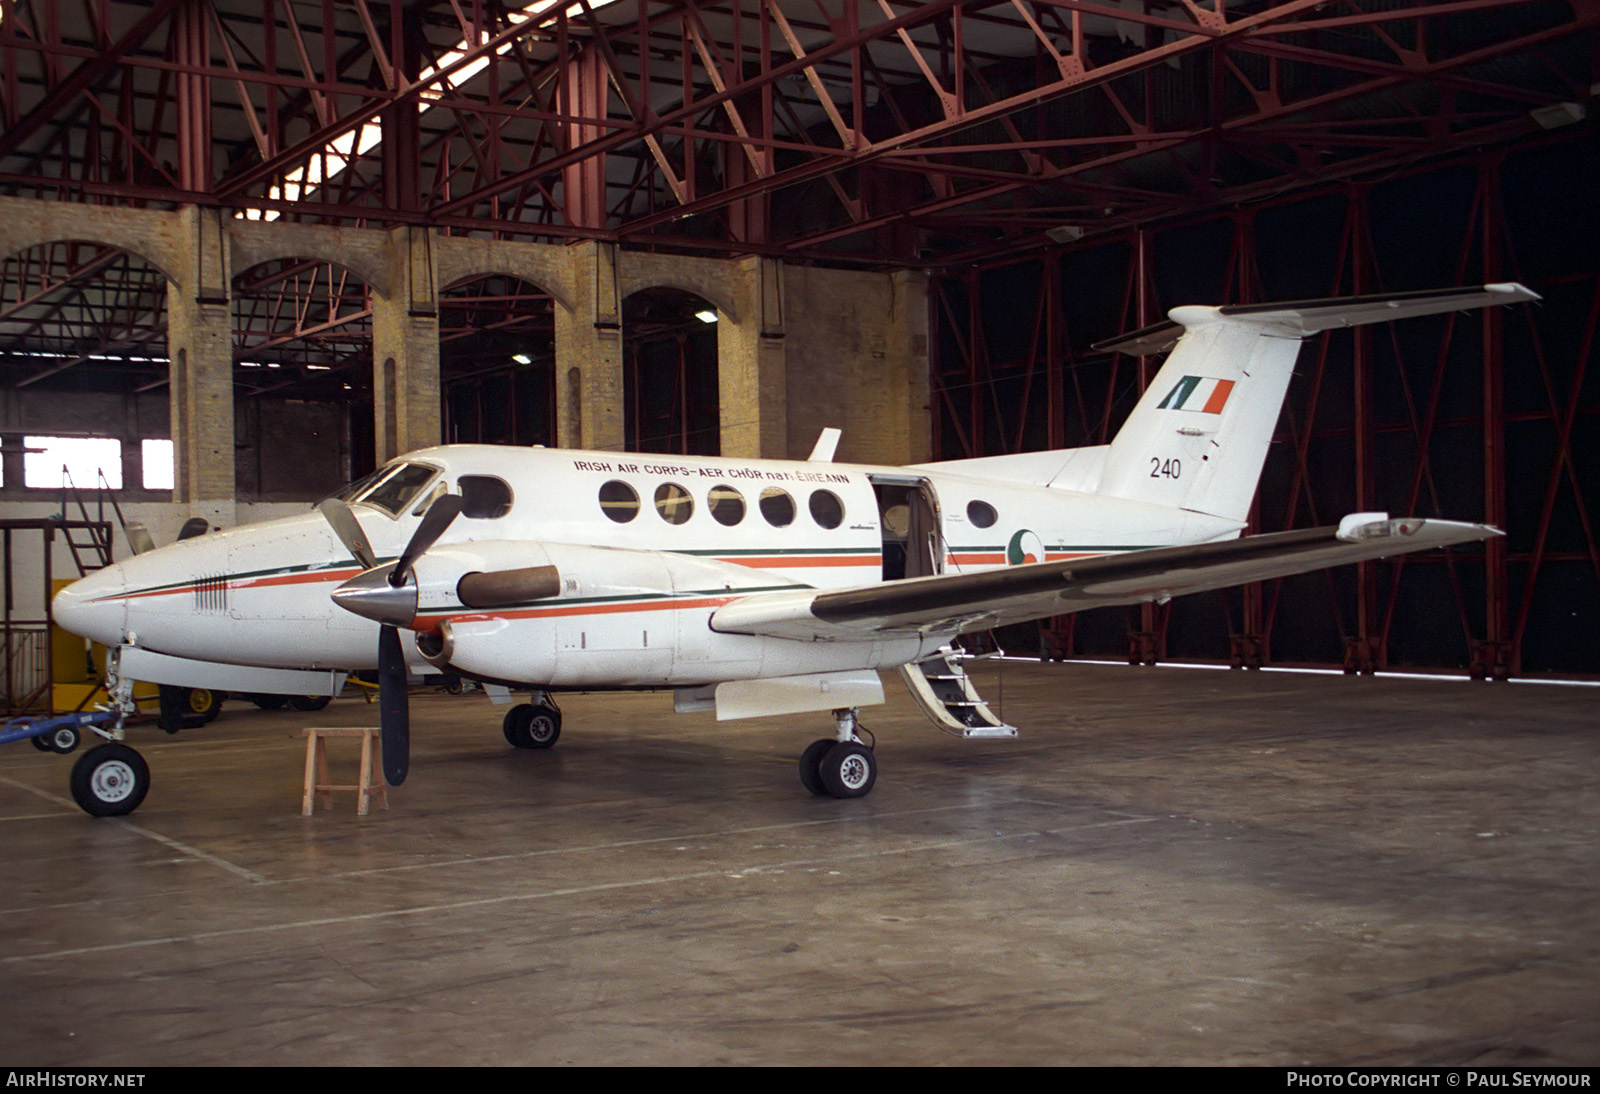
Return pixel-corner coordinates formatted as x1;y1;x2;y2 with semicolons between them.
898;645;1017;739
58;468;148;571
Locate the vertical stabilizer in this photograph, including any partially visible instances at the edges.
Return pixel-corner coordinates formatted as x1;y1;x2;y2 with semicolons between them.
1092;284;1539;525
1095;313;1301;524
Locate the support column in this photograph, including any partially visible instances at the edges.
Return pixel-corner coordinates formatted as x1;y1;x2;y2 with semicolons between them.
718;256;786;458
552;240;623;452
889;269;932;465
166;206;234;528
370;226;441;462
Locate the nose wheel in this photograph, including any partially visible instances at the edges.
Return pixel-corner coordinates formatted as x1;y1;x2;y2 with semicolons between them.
798;708;877;799
70;743;151;817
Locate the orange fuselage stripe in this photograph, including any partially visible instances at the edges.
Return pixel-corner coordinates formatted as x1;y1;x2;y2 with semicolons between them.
415;595;738;627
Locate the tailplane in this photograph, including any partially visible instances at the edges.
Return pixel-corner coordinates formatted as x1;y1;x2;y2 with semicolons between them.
1092;283;1538;524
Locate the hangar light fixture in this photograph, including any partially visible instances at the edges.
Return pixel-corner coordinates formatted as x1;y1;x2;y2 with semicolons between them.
513;354;533;364
695;309;718;324
1530;102;1585;129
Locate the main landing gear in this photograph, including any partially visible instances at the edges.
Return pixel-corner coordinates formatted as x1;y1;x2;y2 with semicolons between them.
798;707;877;799
503;694;562;750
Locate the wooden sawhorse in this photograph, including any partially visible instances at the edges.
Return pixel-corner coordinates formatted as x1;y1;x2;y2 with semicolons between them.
301;727;388;816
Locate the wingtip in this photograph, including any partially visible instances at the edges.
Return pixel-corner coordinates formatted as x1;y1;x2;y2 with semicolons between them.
1485;281;1542;303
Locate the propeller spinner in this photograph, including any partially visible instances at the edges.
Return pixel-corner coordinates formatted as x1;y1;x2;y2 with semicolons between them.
321;493;463;786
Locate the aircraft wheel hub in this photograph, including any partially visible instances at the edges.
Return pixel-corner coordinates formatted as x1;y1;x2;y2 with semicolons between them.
91;761;138;803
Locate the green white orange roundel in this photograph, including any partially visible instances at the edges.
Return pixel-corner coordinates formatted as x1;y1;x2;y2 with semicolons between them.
1006;530;1044;566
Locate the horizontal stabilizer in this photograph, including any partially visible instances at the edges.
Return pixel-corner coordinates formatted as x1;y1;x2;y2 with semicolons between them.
710;516;1498;642
1092;283;1539;355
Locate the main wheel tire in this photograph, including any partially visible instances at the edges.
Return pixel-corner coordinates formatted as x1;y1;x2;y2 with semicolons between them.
289;695;331;712
250;694;288;710
818;741;877;799
70;743;150;817
525;705;561;749
798;738;835;796
503;703;561;749
502;704;533;747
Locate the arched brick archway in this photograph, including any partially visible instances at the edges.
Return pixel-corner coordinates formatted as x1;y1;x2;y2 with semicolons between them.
621;287;721;456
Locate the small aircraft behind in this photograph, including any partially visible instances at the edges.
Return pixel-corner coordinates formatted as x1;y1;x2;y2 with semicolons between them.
51;283;1538;815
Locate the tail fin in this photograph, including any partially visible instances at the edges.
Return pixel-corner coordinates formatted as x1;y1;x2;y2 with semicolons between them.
1093;283;1538;524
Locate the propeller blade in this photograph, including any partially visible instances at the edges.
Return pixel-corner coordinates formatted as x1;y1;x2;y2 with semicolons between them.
378;624;410;786
318;499;378;570
391;493;464;587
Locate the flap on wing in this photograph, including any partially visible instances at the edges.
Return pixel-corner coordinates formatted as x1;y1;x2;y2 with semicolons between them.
709;517;1498;642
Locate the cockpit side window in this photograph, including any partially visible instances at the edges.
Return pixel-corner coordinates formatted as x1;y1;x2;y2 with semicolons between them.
458;475;513;519
326;467;385;504
351;462;439;517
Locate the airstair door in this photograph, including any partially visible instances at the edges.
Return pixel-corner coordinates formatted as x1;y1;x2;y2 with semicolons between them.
869;476;942;581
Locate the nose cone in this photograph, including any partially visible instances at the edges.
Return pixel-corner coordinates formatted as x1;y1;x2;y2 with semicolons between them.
52;564;129;646
331;563;417;627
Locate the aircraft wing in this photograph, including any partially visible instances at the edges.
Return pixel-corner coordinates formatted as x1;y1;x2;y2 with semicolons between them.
709;515;1498;641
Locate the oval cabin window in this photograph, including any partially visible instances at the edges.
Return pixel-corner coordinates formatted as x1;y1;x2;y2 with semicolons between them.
708;484;746;526
655;482;694;525
967;500;998;528
599;480;640;523
759;487;795;527
809;489;844;529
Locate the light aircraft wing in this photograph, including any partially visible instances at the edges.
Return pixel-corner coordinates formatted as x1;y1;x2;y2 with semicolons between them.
710;515;1498;641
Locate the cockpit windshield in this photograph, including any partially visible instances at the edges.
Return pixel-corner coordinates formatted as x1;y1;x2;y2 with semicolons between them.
327;461;440;517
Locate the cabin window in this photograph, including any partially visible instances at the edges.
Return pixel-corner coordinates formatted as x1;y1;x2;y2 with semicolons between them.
599;480;640;523
357;462;438;517
967;500;998;529
655;482;694;525
459;475;513;519
809;489;844;529
759;487;795;527
708;484;746;526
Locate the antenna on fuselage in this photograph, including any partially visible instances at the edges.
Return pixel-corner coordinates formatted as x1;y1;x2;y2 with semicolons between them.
807;428;841;462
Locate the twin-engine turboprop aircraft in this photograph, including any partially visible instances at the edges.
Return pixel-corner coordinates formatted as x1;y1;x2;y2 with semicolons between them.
51;283;1538;815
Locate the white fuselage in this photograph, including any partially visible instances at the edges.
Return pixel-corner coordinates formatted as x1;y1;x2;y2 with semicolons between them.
53;444;1240;690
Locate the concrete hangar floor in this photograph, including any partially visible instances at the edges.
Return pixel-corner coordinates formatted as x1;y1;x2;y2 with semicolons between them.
0;660;1595;1067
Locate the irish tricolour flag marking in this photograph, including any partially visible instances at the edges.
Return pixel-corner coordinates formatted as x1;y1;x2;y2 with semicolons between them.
1158;375;1236;414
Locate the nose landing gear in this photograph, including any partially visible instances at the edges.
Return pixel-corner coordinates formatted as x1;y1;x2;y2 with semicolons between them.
67;648;151;817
